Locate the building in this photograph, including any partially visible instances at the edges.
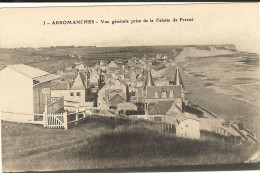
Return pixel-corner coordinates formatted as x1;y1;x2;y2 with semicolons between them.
128;59;136;68
74;62;85;71
51;72;93;111
106;79;129;100
136;68;184;113
106;89;127;109
174;113;200;139
133;66;201;139
0;64;62;123
147;100;175;122
145;85;183;113
108;61;117;68
97;79;129;110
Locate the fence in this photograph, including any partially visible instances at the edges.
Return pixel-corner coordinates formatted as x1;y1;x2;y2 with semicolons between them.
47;97;64;114
67;110;88;126
44;112;68;129
211;125;230;136
51;97;62;104
42;108;92;129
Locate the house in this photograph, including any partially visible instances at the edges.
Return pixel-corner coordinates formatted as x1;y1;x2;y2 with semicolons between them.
108;61;117;68
147;100;175;122
51;72;94;111
155;54;162;60
97;79;129;110
128;59;136;68
0;64;62;123
162;55;168;60
106;89;126;109
174;113;200;139
136;67;185;114
74;62;85;71
106;79;129;100
145;59;153;68
139;98;200;139
145;85;183;113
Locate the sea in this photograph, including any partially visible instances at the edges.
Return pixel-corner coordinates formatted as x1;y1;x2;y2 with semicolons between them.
180;54;260;137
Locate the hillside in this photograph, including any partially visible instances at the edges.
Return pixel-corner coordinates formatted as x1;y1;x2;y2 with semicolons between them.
0;44;237;67
2;115;257;171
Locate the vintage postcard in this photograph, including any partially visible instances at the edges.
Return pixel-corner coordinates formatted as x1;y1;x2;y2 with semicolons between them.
0;2;260;172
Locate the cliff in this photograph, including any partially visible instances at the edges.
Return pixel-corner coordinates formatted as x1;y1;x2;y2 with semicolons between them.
175;45;237;62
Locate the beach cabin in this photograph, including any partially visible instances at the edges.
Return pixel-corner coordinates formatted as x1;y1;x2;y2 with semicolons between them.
0;64;62;123
175;113;200;139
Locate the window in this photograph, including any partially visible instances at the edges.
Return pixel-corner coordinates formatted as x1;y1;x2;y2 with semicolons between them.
116;96;119;100
161;91;167;98
77;92;81;96
154;92;159;98
70;92;74;96
170;91;174;98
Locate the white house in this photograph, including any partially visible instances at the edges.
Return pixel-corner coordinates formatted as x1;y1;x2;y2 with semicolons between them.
106;79;128;96
51;73;93;111
75;62;85;71
108;61;117;68
174;113;200;139
0;64;61;123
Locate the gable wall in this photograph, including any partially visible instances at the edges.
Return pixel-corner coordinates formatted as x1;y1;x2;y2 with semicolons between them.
0;67;34;122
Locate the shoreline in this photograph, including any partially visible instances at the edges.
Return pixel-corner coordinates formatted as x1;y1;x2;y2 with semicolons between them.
172;63;260;138
183;71;260;108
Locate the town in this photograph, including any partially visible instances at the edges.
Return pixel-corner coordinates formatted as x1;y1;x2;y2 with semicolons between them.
0;53;258;144
1;2;260;171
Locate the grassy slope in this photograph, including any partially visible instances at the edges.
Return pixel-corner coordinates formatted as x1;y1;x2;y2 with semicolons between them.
2;116;257;172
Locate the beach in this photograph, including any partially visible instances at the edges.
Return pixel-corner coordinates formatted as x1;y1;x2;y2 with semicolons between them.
159;56;260;138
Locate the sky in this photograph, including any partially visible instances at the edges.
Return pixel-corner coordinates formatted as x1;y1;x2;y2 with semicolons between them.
0;3;259;53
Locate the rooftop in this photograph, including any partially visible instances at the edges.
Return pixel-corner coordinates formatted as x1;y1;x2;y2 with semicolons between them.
148;101;174;115
174;113;200;123
8;64;49;78
146;85;182;99
7;64;61;83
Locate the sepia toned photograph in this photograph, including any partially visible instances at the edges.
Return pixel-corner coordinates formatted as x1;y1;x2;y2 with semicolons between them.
0;2;260;172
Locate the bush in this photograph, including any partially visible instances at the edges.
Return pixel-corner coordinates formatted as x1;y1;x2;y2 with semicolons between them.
185;105;204;118
125;110;145;115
